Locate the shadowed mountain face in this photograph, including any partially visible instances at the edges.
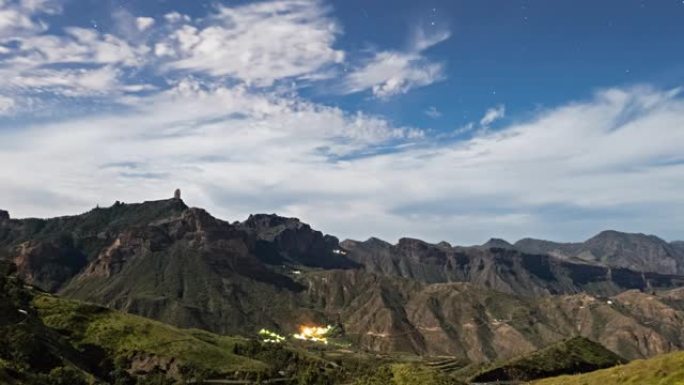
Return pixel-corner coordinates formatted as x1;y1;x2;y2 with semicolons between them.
514;230;684;275
238;214;359;269
1;198;684;362
340;237;684;297
0;199;357;335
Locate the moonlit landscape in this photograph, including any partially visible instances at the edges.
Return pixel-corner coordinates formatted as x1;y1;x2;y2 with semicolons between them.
1;1;683;384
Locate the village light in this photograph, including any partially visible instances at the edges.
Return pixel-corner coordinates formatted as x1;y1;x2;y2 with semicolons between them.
293;325;333;344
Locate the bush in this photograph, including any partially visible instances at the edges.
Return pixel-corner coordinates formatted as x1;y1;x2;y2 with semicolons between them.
40;367;88;385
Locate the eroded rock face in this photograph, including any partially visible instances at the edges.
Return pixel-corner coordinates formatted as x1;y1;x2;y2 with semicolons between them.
342;237;684;297
80;231;147;278
302;270;684;361
128;353;180;378
13;240;87;292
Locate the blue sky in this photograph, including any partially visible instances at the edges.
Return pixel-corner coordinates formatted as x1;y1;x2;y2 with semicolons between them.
0;0;683;244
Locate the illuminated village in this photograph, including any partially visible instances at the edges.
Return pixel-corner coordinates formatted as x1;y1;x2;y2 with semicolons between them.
259;325;334;345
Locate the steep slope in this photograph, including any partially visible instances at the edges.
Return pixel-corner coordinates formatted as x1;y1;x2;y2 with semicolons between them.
301;270;684;361
239;213;359;269
468;337;625;382
57;206;324;335
532;349;684;385
0;198;358;336
0;260;268;384
0;199;190;291
515;230;684;275
341;237;684;297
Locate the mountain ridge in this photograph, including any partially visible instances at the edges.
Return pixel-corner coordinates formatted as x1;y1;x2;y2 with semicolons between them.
2;197;684;362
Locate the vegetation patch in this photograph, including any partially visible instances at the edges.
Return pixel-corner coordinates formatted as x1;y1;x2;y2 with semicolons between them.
533;349;684;385
469;337;625;383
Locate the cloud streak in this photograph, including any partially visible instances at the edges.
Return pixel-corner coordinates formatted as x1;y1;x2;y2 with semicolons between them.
342;28;449;99
480;105;505;126
1;85;682;245
0;1;682;246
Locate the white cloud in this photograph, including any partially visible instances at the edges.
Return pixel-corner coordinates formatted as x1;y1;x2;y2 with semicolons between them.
18;0;60;13
1;1;682;246
0;95;15;114
159;0;344;86
0;0;346;100
0;9;150;108
343;28;449;99
8;66;122;96
135;17;155;31
410;28;450;52
13;27;146;67
0;81;423;215
0;0;59;38
164;12;190;24
425;106;442;118
480;104;505;126
1;86;683;245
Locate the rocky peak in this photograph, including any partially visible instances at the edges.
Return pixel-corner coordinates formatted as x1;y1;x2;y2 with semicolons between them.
515;230;684;275
0;209;9;222
363;237;392;248
242;214;304;240
437;241;453;249
244;213;301;227
239;213;356;269
396;237;449;264
397;237;430;249
587;230;662;245
481;238;514;249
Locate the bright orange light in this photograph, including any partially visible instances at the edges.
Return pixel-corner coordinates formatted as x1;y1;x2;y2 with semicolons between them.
293;324;332;344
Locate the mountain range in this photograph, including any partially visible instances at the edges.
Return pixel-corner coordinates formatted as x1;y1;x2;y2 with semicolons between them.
1;196;684;365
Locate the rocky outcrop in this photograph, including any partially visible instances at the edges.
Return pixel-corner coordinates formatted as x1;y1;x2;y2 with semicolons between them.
240;214;358;269
12;240;88;292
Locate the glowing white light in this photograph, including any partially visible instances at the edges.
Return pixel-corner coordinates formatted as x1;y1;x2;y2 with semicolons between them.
259;328;286;343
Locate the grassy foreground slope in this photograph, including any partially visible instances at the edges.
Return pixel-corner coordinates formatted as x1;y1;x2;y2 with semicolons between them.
467;337;625;383
1;259;459;384
533;349;684;385
33;294;267;375
0;260;331;384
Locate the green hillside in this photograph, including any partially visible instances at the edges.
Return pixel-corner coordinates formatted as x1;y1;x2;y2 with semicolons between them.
0;260;340;384
533;349;684;385
1;260;457;384
464;337;625;383
33;294;268;375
